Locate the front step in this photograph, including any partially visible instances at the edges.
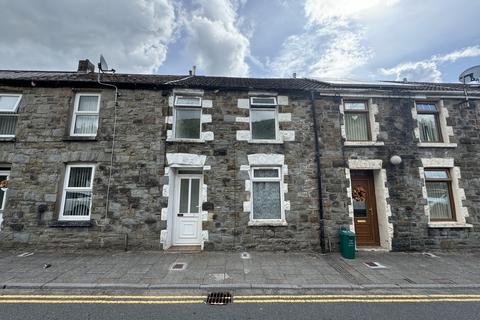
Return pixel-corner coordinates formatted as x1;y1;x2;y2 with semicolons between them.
167;245;201;253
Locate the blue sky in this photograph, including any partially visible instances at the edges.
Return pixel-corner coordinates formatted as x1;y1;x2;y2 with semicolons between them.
0;0;479;82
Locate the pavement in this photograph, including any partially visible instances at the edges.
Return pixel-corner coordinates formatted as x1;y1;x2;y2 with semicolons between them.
1;249;480;291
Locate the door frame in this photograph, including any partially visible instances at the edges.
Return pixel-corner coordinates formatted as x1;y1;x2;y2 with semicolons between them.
351;171;380;246
171;169;203;246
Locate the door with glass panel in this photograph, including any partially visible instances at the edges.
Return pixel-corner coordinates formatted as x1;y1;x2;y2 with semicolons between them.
173;171;202;245
0;170;10;230
351;171;380;246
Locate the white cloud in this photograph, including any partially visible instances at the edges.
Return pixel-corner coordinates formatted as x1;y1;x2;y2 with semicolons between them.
184;0;250;77
270;0;395;78
380;45;480;82
304;0;399;24
270;22;371;78
0;0;177;73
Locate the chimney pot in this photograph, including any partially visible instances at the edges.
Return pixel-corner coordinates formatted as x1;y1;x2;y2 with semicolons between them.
77;59;95;73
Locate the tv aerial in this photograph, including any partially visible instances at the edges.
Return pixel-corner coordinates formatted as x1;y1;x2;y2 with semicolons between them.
459;65;480;84
98;54;116;73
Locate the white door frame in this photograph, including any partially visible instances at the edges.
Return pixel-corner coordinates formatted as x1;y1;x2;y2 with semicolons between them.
0;170;10;231
171;170;203;246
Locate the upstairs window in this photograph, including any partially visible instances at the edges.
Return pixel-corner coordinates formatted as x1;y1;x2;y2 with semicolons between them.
60;164;95;221
71;93;100;136
416;103;441;142
0;94;22;137
250;97;277;141
174;96;202;140
344;101;369;141
251;167;283;221
424;169;455;221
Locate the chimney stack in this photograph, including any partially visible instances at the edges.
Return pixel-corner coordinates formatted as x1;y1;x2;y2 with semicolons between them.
192;65;196;76
77;59;95;73
292;72;297;79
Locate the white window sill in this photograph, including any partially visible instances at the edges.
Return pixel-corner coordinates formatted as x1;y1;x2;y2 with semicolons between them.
167;138;205;143
248;139;283;144
248;220;287;227
418;142;457;148
70;134;98;138
428;222;473;228
344;141;384;147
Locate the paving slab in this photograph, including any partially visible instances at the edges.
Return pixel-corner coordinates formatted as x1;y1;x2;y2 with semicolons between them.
1;249;480;291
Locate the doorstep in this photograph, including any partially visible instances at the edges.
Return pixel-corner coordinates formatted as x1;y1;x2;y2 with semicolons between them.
167;245;202;253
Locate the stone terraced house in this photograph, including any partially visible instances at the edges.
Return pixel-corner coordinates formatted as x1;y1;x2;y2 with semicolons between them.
0;59;479;252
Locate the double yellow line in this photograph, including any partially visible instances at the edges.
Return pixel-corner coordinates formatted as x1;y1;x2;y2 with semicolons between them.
0;294;480;304
234;294;480;303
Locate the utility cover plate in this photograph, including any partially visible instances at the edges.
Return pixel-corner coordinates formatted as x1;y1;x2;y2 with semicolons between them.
364;261;387;269
170;262;187;271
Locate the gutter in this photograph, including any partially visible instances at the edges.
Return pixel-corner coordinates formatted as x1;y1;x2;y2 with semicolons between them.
309;90;326;254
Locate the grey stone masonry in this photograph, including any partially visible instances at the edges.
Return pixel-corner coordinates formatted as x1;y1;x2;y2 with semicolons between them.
0;73;480;252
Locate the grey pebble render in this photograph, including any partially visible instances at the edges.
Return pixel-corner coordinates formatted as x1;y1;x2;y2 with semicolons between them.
0;62;479;252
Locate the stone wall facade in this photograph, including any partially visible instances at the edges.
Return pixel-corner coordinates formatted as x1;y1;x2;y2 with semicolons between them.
0;80;479;251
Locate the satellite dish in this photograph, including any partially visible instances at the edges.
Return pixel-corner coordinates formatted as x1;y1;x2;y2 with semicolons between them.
99;55;109;72
459;65;480;84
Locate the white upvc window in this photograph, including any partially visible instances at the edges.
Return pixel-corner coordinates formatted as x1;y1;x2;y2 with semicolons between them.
250;97;278;141
250;167;285;223
173;96;203;140
59;164;95;221
344;101;370;141
71;93;101;137
0;94;22;137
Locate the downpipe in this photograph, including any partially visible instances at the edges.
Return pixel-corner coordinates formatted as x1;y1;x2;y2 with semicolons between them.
310;91;326;254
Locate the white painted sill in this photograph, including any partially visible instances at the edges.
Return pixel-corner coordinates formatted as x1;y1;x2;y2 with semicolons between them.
418;142;457;148
344;141;385;147
167;138;206;143
248;220;288;227
428;222;473;228
248;139;283;144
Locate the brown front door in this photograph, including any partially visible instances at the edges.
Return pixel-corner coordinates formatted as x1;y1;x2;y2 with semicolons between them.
351;171;380;246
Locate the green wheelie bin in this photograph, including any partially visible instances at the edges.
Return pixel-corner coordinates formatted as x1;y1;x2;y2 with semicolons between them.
339;228;356;259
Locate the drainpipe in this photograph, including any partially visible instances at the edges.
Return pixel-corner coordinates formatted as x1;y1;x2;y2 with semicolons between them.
310;90;326;254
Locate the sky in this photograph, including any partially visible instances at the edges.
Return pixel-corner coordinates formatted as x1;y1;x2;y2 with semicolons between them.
0;0;479;83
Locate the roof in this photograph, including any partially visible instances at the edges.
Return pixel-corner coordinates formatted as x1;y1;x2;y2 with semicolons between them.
0;69;479;94
0;70;328;91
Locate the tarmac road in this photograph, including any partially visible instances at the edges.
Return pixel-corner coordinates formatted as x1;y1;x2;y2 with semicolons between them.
0;293;479;320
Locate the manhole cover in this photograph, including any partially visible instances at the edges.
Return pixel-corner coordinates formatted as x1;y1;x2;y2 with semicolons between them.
170;262;187;271
206;292;232;305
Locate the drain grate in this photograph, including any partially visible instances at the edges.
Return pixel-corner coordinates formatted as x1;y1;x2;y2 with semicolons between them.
206;292;233;305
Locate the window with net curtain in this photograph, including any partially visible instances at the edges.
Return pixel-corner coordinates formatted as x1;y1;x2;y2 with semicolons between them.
250;97;277;140
72;94;100;136
344;101;370;141
174;96;202;139
251;168;282;220
60;165;95;220
0;94;22;137
416;103;441;142
424;169;455;221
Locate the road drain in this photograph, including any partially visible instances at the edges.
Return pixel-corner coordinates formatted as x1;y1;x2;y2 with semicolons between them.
206;292;233;305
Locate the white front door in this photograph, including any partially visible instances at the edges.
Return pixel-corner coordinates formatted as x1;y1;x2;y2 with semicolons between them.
173;172;202;245
0;170;10;231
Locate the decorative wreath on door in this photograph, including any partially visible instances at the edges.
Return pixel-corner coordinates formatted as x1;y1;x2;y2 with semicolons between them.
352;186;367;202
0;179;7;191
